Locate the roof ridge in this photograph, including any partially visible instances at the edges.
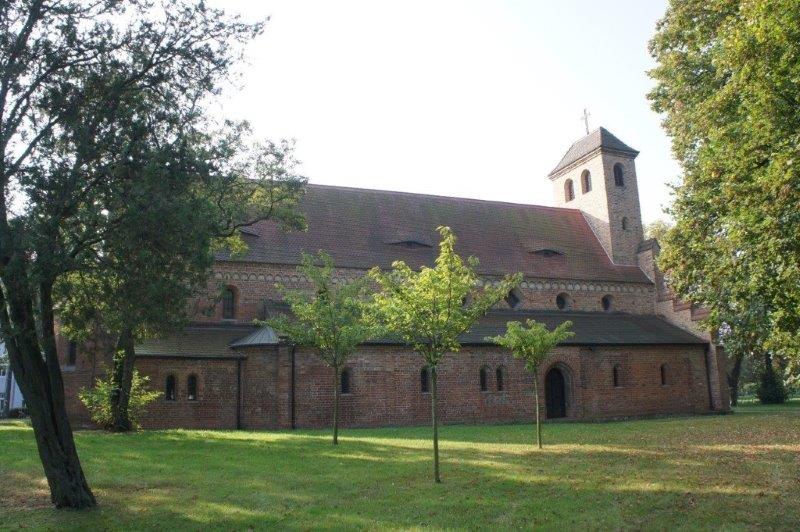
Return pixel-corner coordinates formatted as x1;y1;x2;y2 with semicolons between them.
306;183;580;213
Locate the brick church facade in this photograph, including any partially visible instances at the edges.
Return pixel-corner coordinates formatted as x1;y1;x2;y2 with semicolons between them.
59;127;731;430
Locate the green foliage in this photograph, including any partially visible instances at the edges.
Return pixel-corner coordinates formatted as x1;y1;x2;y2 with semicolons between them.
487;320;574;373
370;226;522;366
757;364;788;405
266;252;376;367
648;0;800;364
79;370;161;431
643;219;672;243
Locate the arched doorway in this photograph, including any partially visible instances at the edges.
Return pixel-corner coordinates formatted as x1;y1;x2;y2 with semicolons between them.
545;367;567;419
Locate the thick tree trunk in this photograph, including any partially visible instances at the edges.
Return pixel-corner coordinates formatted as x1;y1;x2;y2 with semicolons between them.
533;369;542;449
110;328;136;432
431;365;441;483
0;276;95;508
727;352;744;407
332;366;340;445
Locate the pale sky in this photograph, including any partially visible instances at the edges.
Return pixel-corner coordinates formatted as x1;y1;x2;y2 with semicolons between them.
209;0;678;224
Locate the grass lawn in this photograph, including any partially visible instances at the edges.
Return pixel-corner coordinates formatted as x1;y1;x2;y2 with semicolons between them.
1;402;799;530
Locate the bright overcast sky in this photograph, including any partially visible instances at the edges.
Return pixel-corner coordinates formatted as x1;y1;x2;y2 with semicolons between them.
208;0;678;224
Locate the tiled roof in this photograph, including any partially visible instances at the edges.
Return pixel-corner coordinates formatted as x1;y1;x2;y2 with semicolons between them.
220;184;651;284
369;310;706;346
229;326;281;348
136;325;256;358
549;127;639;176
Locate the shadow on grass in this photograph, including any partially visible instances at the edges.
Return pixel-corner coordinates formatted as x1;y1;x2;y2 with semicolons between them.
1;405;799;529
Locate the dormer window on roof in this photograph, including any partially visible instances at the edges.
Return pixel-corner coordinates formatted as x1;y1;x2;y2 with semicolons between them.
530;248;565;258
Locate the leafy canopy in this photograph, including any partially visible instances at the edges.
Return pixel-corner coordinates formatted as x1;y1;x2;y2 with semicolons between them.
370;226;522;364
487;320;574;372
78;369;161;431
648;0;800;362
265;252;376;368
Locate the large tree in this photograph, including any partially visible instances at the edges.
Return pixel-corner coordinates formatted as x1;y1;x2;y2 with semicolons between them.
648;0;800;367
0;0;264;508
58;135;305;432
266;252;376;445
370;226;521;483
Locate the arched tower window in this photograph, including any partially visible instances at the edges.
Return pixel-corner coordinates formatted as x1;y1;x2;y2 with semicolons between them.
496;366;506;391
479;366;488;392
621;217;629;231
556;293;573;311
187;375;198;401
67;341;77;366
222;286;236;319
613;365;621;388
564;179;575;202
660;364;669;386
614;163;625;187
340;369;352;394
601;295;613;311
505;289;522;309
165;375;176;401
420;367;430;393
581;170;591;193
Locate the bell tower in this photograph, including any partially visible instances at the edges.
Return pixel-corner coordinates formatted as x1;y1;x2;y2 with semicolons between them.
548;127;644;265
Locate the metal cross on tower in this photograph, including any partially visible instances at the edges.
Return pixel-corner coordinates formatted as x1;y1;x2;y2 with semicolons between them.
581;108;591;135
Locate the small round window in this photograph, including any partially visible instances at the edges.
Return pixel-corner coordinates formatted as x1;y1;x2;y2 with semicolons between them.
601;295;613;311
556;293;573;311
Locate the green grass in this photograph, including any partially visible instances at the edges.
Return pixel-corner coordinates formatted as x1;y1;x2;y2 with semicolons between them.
1;401;799;530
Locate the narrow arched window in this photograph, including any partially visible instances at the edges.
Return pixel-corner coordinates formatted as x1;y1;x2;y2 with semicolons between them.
341;369;351;394
601;295;613;311
614;163;625;187
621;217;629;231
420;367;430;393
496;366;505;391
479;366;488;392
222;286;236;319
67;341;77;366
165;375;176;401
581;170;591;193
660;364;668;386
564;179;575;202
505;289;521;309
613;365;621;388
187;375;198;401
556;293;572;311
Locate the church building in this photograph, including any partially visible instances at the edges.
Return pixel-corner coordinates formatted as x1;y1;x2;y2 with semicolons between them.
60;127;731;429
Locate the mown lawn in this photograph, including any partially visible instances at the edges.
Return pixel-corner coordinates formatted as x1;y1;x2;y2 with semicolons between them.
1;402;799;530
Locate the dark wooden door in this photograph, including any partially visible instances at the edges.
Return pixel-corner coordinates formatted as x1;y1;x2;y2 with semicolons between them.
545;368;566;419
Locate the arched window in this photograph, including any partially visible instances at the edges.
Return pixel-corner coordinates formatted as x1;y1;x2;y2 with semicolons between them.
660;364;668;386
505;289;521;309
581;170;592;193
420;367;430;393
187;375;198;401
479;366;488;392
614;163;625;187
621;217;629;231
67;341;77;366
613;365;621;388
165;375;176;401
564;179;575;202
222;286;236;319
340;369;351;394
601;295;613;311
496;366;505;392
556;293;573;311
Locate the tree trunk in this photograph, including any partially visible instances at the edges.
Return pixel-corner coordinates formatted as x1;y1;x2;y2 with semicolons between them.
727;351;744;407
431;365;441;483
332;366;340;445
534;368;542;449
110;328;136;432
0;276;96;508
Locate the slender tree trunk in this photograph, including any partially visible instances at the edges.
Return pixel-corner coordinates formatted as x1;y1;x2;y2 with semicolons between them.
0;275;96;508
431;365;441;483
727;351;744;407
533;368;542;449
332;366;340;445
110;328;136;432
